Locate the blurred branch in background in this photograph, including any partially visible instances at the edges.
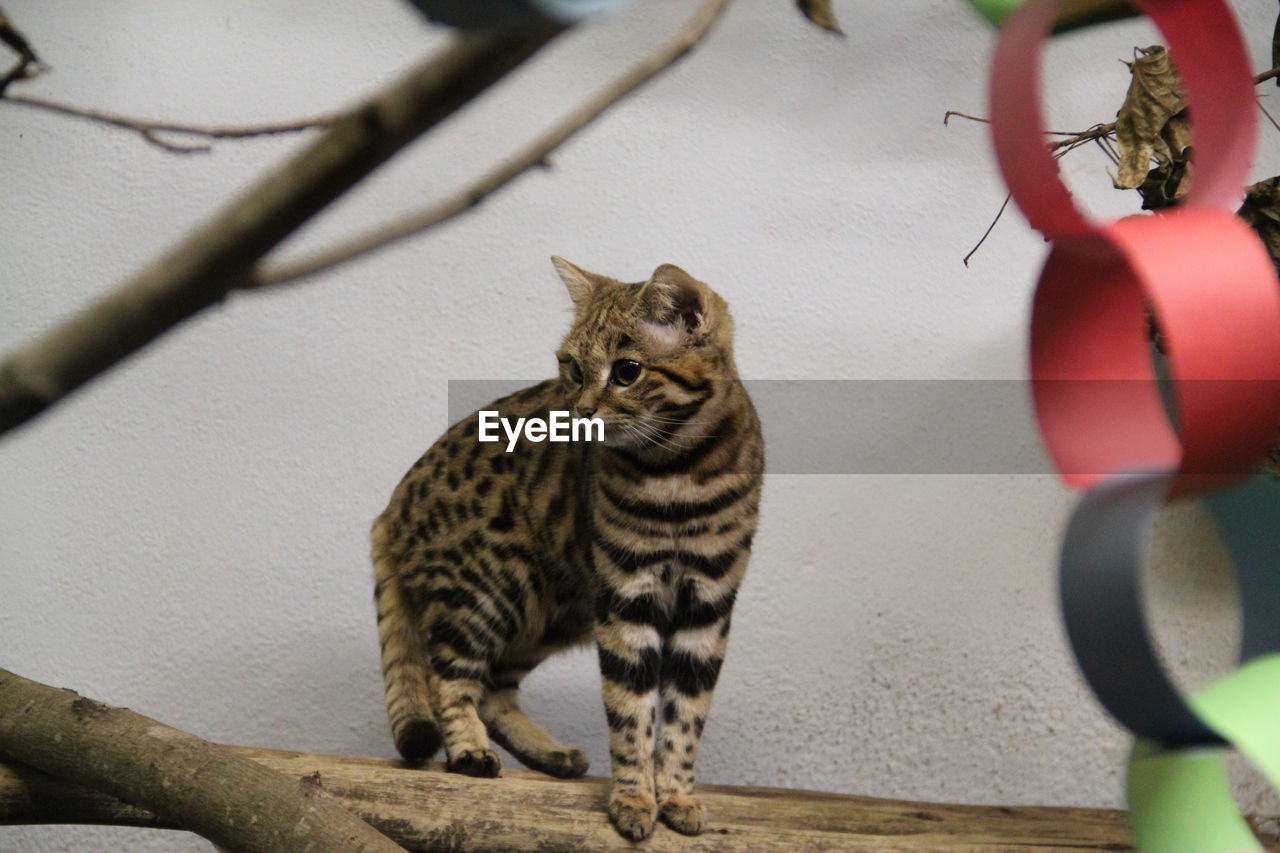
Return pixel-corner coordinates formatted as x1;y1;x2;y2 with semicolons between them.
0;23;563;437
0;6;41;94
0;0;743;438
254;0;735;287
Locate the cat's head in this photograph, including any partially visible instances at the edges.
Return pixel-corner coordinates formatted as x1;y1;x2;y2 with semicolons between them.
551;256;736;450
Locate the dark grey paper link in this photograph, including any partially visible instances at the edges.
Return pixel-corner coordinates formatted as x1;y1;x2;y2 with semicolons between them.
1060;469;1223;746
1060;470;1280;747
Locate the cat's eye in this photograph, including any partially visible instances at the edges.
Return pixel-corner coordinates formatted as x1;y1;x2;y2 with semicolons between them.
564;358;583;384
611;359;642;387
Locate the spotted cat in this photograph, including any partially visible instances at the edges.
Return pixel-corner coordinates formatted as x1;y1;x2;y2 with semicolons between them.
372;257;763;839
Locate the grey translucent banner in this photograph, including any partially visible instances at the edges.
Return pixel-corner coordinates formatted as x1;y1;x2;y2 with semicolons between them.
446;379;1277;476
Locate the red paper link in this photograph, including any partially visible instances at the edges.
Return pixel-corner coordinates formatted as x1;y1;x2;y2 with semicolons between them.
990;0;1280;493
1031;210;1280;493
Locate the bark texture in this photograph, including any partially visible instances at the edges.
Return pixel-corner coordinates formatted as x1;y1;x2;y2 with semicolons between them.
0;669;403;852
0;743;1139;851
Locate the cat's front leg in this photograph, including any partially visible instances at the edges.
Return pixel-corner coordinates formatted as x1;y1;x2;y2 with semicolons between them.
594;577;664;841
654;572;739;835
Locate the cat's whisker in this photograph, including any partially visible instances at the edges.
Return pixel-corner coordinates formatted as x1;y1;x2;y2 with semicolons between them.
621;421;671;450
639;422;723;442
627;421;694;453
640;413;705;424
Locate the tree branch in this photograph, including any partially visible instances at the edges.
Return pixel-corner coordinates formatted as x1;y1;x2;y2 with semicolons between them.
253;0;734;288
0;23;562;438
0;744;1145;851
1;94;336;153
0;669;403;853
0;6;42;95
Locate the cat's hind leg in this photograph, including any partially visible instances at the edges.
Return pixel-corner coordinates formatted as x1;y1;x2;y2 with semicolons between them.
480;659;589;779
422;604;504;777
372;517;441;764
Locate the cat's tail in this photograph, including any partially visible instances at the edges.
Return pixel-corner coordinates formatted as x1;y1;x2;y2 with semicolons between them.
371;513;441;764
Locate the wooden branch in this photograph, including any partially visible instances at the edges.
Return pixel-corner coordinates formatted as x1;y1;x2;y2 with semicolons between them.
1;94;336;153
0;23;561;438
0;6;41;95
0;670;403;853
0;744;1138;851
253;0;733;288
0;7;34;60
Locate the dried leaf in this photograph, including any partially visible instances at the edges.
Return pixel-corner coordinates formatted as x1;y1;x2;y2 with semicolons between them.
1238;177;1280;279
795;0;843;35
1114;45;1185;190
1136;111;1192;210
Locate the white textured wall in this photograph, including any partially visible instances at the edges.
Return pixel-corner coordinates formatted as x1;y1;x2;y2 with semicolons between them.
3;1;1278;849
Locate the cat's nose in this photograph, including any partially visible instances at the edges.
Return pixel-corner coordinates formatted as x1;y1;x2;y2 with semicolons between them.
577;405;596;418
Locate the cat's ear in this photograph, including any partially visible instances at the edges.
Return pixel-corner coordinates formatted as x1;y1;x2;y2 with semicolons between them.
551;256;597;306
645;263;718;338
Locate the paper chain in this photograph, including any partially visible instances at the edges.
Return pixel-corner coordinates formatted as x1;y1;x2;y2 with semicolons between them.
981;0;1280;848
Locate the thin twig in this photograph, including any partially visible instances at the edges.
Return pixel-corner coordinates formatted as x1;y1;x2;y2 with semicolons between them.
1259;99;1280;136
943;110;1117;149
943;110;1080;137
2;93;336;153
253;0;734;288
963;193;1012;267
1049;121;1115;150
943;110;989;126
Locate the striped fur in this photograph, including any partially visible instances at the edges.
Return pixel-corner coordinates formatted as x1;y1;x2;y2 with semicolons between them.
372;258;763;840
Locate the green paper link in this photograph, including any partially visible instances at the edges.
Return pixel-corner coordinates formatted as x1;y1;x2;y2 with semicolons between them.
965;0;1140;33
1127;653;1280;852
967;0;1025;25
1128;744;1257;853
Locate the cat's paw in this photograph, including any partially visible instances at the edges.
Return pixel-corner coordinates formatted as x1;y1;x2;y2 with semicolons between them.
537;747;589;779
659;794;706;835
608;792;658;841
446;747;501;777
